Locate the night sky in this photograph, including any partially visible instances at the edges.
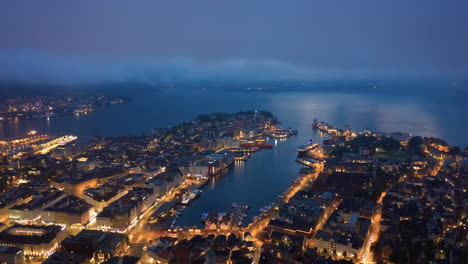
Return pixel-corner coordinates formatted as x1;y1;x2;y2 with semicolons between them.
1;0;467;84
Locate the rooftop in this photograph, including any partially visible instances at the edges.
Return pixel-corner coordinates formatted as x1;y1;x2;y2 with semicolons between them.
0;224;63;245
44;195;93;215
42;251;85;264
84;183;126;202
10;188;64;211
62;229;127;254
98;187;154;217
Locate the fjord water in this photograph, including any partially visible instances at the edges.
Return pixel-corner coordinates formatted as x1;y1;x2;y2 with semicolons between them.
1;90;467;226
1;90;466;146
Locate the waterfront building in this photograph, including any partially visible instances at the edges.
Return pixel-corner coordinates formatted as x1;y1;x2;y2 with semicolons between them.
50;141;79;160
186;161;214;180
142;170;183;197
206;151;234;168
96;187;157;232
186;151;234;179
216;136;241;149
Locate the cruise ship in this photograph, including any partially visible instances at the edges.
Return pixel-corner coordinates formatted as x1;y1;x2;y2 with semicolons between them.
297;140;319;154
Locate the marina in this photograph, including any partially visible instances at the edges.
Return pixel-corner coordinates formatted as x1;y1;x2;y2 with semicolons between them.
175;134;305;228
202;204;249;231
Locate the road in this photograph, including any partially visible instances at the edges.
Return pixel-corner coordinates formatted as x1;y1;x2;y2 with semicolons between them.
357;192;386;264
307;197;341;249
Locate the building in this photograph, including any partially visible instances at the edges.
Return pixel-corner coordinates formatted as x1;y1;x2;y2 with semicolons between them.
314;230;362;258
42;251;86;264
42;195;95;226
266;220;313;238
75;157;98;172
0;188;37;222
9;188;66;223
186;162;211;180
270;231;306;251
51;141;79;160
324;160;374;174
52;167;127;198
61;230;128;264
206;151;234;169
108;173;147;190
96;187;157;232
142;170;183;197
52;176;99;199
0;246;24;264
185;152;234;180
216;136;241;149
0;224;67;257
83;183;127;212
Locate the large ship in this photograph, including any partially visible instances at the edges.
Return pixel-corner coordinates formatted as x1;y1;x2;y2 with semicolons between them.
297;140;319;155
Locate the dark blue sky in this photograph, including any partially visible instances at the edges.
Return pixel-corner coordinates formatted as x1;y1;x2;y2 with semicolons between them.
1;0;467;84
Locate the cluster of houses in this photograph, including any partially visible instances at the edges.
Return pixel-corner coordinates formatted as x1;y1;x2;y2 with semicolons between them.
375;160;468;263
142;233;255;264
257;121;468;263
314;198;372;258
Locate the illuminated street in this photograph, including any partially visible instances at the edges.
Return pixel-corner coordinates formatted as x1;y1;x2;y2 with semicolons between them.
358;192;386;264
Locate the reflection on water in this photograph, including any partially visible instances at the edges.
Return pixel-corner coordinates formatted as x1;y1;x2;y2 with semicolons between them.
1;90;466;226
177;136;304;227
234;160;245;169
1;91;465;146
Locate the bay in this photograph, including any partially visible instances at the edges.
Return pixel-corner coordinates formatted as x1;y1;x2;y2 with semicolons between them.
1;90;466;227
